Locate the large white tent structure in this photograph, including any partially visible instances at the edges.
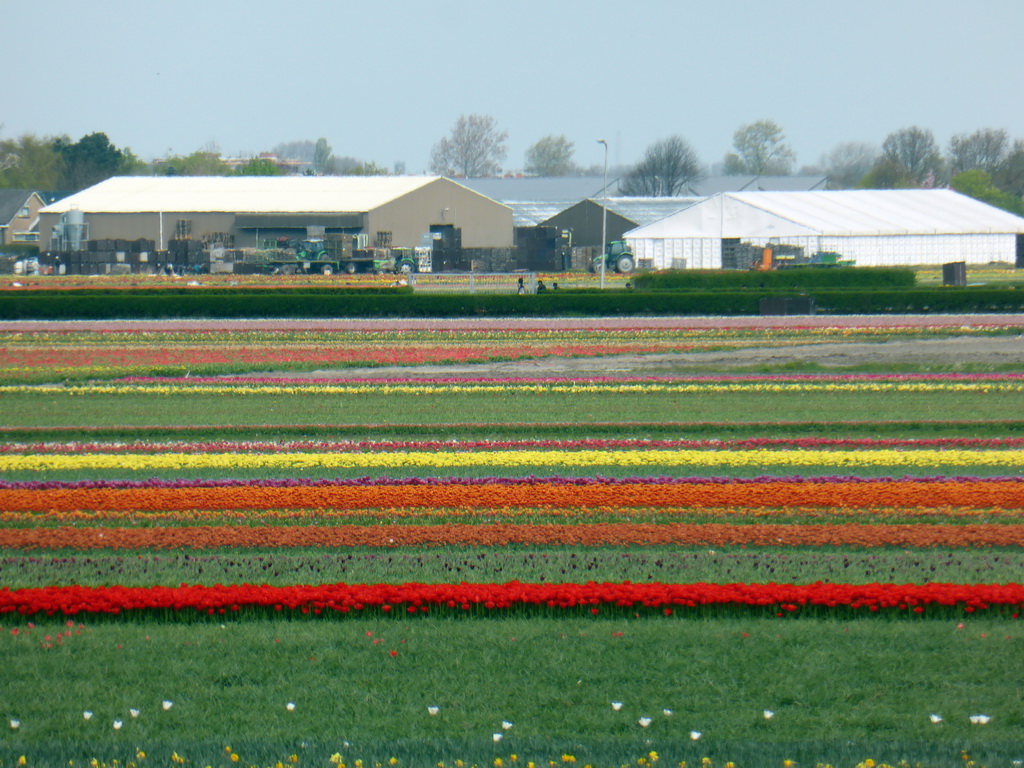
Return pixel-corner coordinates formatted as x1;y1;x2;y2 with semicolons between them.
624;190;1024;270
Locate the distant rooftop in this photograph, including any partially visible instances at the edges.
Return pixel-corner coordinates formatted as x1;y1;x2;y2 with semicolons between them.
40;176;448;214
600;197;704;226
681;175;828;195
456;176;623;203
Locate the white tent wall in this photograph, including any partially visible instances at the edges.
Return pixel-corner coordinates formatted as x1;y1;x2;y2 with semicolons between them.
628;232;1013;270
629;237;720;269
815;234;1014;267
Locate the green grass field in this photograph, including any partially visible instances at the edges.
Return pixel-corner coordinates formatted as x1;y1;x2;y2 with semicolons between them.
3;617;1022;766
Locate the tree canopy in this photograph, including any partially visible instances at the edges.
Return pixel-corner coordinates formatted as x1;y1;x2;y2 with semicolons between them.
821;142;879;190
874;126;943;187
723;119;796;176
524;135;577;176
950;169;1023;215
619;136;703;196
429;114;508;177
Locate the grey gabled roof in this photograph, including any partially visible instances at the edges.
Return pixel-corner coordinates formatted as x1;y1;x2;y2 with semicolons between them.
455;176;624;203
601;196;704;226
0;190;40;226
507;201;576;227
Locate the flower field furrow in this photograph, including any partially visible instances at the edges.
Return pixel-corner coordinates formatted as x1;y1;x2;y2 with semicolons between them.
3;522;1022;549
0;340;699;377
8;378;1024;395
2;581;1022;617
8;436;1024;454
3;477;1022;512
4;310;1023;330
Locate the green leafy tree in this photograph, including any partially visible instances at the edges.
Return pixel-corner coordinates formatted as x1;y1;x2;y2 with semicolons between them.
54;132;131;190
951;169;1023;214
429;114;508;177
620;135;703;196
159;151;230;176
345;160;389;176
0;134;63;189
857;156;917;189
236;157;285;176
723;119;796;176
524;135;577;176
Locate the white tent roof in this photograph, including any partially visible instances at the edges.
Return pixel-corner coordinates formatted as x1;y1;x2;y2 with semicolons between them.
40;175;444;214
625;189;1024;239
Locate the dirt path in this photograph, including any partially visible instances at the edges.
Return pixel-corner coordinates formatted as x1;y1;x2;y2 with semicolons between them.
258;334;1024;378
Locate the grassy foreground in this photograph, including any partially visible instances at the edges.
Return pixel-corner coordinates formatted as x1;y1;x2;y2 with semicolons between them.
2;616;1022;766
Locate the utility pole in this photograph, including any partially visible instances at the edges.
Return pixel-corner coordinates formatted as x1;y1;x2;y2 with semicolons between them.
597;139;608;290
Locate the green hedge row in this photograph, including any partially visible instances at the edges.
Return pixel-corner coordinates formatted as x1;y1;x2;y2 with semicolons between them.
632;267;917;291
6;286;410;297
2;287;1023;319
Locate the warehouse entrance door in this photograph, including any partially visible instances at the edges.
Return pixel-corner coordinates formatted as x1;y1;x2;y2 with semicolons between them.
1017;234;1024;268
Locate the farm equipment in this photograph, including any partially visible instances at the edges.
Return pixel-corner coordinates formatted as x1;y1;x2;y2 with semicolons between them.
752;246;855;271
258;235;418;275
589;241;635;274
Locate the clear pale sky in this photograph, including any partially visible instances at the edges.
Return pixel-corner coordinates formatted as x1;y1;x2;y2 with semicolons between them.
4;0;1022;174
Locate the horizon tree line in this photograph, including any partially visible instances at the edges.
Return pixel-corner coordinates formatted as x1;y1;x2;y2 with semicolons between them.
2;119;1022;214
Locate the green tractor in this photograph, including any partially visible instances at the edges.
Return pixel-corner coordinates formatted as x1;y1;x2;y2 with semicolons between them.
589;241;635;274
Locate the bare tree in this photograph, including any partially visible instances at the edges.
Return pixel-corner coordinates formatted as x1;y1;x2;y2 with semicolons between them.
948;128;1009;175
429;114;508;177
272;140;317;163
723;119;796;176
619;136;703;196
524;135;577;176
880;126;943;185
821;142;880;189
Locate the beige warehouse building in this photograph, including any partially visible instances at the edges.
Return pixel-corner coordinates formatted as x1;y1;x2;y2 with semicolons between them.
37;175;513;252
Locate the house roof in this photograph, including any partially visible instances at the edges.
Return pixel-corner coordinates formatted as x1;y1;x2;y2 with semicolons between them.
625;189;1024;239
39;176;449;215
0;190;42;226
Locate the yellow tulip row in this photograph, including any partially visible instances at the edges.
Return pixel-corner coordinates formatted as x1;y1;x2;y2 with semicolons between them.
3;448;1023;472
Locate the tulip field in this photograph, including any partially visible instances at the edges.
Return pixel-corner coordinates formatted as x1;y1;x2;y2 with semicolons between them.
1;315;1024;768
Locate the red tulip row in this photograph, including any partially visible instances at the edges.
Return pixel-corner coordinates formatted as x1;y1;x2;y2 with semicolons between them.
2;581;1022;617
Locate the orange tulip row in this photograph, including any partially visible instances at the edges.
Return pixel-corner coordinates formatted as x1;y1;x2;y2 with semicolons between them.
3;478;1023;512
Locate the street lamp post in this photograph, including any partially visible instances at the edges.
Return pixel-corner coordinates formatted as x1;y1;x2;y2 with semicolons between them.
597;139;608;290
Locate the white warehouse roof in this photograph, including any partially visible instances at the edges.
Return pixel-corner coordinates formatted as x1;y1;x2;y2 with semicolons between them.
40;175;446;214
625;189;1024;239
